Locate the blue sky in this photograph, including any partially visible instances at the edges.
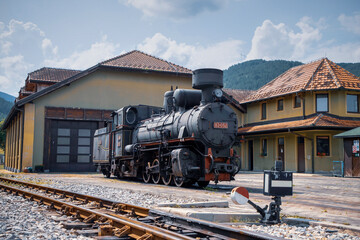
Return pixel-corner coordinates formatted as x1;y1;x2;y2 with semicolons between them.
0;0;359;96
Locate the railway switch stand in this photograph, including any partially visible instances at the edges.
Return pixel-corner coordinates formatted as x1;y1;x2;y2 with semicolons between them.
231;160;293;224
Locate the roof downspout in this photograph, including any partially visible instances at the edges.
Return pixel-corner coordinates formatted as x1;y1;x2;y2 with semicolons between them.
288;129;315;173
302;95;306;119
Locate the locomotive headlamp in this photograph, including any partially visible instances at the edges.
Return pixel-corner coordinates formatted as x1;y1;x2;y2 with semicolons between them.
213;88;223;98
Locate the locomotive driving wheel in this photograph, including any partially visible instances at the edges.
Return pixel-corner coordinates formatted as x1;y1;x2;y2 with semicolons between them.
174;177;187;187
151;159;161;184
142;162;152;183
161;173;173;186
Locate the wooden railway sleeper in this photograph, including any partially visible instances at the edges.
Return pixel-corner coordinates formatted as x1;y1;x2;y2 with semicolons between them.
96;216;108;223
138;233;153;240
48;202;55;210
113;225;131;237
127;208;137;218
75;210;81;219
83;214;97;223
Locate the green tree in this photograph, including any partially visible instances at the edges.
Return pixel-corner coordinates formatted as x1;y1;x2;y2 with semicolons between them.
0;120;5;151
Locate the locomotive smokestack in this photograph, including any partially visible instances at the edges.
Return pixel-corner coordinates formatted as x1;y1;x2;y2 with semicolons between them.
192;68;223;105
163;90;174;114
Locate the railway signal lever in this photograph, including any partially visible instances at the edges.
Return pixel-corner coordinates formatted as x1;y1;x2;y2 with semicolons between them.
231;160;293;224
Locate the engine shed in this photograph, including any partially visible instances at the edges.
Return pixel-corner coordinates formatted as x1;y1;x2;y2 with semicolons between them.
2;51;194;172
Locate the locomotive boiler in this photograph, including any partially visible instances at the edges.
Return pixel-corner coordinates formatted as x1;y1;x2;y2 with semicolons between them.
93;68;240;187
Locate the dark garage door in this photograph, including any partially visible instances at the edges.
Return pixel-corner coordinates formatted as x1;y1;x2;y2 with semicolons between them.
47;120;98;172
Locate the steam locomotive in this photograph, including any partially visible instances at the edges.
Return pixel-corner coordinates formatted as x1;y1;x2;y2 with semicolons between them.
93;68;240;187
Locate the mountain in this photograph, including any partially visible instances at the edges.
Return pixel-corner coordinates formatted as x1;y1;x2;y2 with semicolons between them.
0;91;15;103
338;63;360;77
0;97;14;120
223;59;360;90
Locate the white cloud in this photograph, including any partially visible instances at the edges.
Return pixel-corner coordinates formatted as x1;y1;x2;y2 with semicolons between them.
124;0;224;19
44;35;120;69
0;55;33;94
305;42;360;63
246;17;360;63
0;19;50;95
42;38;58;56
138;33;244;69
246;17;322;61
338;13;360;35
0;19;122;95
1;41;12;55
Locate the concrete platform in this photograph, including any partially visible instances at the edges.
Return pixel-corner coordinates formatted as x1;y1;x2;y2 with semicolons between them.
156;201;360;234
155;201;261;223
158;201;229;208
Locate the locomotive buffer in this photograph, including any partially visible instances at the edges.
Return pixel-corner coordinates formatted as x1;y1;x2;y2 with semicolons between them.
231;160;293;224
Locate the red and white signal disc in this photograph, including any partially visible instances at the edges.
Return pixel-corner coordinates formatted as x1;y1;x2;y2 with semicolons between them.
230;187;249;205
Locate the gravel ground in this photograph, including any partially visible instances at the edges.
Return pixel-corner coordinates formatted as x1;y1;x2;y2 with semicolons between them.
1;173;359;240
0;192;94;240
6;175;203;207
240;223;360;240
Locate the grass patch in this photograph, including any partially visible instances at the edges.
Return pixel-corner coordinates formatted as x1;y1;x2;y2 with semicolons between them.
203;187;218;192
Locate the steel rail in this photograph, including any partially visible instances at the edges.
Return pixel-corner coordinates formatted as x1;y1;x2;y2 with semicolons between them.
0;183;193;240
0;177;279;240
0;176;148;217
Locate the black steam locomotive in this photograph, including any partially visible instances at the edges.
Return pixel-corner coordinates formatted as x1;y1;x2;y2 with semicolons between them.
93;69;240;187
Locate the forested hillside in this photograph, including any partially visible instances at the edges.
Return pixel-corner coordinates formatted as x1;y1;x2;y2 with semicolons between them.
0;91;15;102
223;59;360;90
338;63;360;77
0;97;13;120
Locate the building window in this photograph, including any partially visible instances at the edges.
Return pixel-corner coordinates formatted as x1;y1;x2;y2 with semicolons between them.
261;139;267;156
294;96;301;108
77;129;91;163
316;94;328;112
277;99;284;111
261;103;266;120
316;136;330;156
347;94;359;113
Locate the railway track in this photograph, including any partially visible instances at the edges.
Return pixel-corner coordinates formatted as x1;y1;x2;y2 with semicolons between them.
0;177;280;240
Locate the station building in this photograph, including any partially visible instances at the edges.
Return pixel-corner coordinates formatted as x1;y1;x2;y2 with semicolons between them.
233;58;360;176
3;53;359;176
2;50;246;173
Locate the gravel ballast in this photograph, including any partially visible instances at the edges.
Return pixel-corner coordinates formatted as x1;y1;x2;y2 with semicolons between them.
1;173;359;240
0;192;94;240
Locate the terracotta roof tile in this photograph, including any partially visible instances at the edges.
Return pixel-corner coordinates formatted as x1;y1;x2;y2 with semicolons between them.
223;88;255;102
28;67;81;83
242;58;360;103
101;50;192;74
238;114;360;135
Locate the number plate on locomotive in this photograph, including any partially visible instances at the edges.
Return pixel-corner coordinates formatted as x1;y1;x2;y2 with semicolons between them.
213;122;228;129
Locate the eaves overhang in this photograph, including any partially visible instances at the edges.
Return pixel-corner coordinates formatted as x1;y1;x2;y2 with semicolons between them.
236;126;353;136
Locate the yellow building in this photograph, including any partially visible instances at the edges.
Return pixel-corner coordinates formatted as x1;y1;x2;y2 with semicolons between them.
2;50;244;173
2;50;193;172
235;58;360;175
